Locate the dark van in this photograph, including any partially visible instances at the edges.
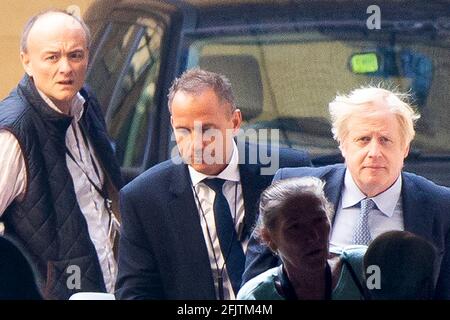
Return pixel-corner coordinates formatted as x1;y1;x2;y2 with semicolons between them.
83;0;450;185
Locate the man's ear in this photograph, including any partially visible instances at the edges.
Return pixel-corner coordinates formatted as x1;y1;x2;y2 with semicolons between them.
231;109;242;134
403;143;410;159
20;52;32;77
339;142;347;159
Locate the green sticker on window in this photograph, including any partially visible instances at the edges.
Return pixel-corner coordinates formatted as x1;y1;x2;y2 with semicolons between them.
350;53;379;73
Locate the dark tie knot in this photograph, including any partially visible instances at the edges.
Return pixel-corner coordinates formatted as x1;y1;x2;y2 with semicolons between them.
203;178;227;193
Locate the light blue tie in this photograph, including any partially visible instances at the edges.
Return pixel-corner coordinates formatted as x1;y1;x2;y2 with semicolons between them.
352;198;376;245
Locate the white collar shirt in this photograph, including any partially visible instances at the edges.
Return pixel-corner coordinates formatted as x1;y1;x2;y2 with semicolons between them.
188;141;247;300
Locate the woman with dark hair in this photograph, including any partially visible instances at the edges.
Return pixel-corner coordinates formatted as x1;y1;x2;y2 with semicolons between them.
0;236;42;299
237;177;367;300
364;230;437;300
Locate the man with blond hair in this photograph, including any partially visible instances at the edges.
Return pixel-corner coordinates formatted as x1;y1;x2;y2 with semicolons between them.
0;10;122;299
243;87;450;299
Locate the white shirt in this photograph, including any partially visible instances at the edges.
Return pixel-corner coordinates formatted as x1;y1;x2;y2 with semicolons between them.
0;92;117;293
329;170;404;252
188;141;248;300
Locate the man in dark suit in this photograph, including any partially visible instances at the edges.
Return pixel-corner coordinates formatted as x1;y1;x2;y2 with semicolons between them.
115;68;310;299
243;87;450;299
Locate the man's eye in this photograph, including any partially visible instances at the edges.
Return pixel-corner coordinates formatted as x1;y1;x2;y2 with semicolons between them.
70;52;84;60
46;55;58;61
175;129;190;136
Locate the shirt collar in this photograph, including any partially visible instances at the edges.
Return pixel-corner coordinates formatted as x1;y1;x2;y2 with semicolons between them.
189;140;240;186
341;169;402;218
36;89;85;122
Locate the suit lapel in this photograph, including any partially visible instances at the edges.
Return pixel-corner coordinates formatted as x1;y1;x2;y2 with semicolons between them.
239;163;261;239
237;141;269;239
167;164;216;297
323;165;346;224
401;173;433;239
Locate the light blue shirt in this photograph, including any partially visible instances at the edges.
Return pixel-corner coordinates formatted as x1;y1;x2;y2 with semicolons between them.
329;170;404;252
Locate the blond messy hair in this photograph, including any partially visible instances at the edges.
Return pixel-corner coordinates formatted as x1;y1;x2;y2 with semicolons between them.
329;86;420;147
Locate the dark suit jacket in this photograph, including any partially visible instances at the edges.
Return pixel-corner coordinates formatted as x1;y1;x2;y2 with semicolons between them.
242;164;450;299
115;144;310;299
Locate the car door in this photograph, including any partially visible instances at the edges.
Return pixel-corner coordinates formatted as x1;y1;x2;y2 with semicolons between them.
85;8;171;183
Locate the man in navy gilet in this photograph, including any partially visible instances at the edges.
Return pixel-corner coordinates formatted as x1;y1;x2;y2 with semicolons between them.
0;10;122;299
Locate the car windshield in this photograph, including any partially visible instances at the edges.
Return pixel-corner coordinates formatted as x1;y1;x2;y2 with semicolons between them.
185;27;450;161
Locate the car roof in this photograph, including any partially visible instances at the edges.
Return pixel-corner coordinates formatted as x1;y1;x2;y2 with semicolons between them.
85;0;450;34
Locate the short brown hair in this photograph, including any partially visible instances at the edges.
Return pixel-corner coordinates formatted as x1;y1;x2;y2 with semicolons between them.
167;68;236;114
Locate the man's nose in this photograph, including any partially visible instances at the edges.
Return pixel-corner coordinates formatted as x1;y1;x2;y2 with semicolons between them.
192;129;203;145
58;57;73;74
367;139;382;157
190;131;208;154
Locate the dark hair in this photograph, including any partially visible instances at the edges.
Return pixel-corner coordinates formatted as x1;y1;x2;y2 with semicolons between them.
0;236;42;300
167;68;236;114
20;9;91;53
364;230;437;300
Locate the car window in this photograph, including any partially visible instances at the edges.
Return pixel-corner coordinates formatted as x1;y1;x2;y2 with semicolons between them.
87;17;164;169
186;29;450;161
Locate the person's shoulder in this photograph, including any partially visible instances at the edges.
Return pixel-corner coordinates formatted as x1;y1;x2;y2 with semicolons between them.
277;146;311;166
402;173;450;226
333;246;367;300
277;145;309;158
237;267;282;300
0;87;29;126
238;142;310;166
341;245;367;261
80;84;102;110
121;158;181;195
276;163;344;180
403;171;450;198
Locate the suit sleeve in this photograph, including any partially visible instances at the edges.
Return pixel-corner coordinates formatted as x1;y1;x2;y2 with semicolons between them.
241;169;285;285
435;229;450;299
241;235;281;285
278;147;312;169
115;189;164;299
